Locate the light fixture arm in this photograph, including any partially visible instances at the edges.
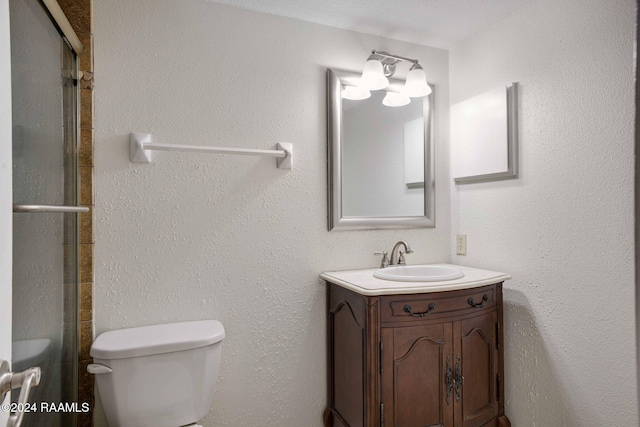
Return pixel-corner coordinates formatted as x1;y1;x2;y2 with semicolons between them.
371;50;420;77
371;50;419;65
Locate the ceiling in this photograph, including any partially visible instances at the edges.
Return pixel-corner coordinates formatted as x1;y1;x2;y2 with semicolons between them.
206;0;532;49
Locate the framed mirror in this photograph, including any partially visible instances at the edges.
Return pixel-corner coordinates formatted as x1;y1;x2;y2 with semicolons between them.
327;68;435;231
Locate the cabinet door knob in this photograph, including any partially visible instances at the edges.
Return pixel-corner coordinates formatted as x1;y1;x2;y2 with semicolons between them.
403;303;436;317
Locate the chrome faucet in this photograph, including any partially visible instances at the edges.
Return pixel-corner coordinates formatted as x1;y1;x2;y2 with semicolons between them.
390;241;413;265
375;241;413;268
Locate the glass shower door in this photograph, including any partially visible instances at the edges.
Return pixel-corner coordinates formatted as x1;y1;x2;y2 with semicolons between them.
10;0;81;425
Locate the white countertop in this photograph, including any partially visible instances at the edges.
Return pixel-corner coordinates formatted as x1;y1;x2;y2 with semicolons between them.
320;263;511;296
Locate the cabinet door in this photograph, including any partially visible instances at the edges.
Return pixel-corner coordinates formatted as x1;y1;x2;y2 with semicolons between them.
329;294;365;427
381;323;453;427
454;312;499;427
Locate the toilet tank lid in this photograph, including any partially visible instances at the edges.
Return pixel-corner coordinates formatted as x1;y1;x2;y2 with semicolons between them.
90;320;225;360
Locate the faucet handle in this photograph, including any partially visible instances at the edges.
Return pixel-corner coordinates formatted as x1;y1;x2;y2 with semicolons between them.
398;250;410;265
374;251;390;269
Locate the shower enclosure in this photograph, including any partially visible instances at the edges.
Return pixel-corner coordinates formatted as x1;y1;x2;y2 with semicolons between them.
10;0;85;425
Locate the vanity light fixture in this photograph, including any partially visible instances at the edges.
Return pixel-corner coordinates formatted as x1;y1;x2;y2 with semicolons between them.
349;50;432;107
403;63;432;97
359;54;390;90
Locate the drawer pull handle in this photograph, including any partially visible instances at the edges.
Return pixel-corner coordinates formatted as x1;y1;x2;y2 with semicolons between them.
468;294;489;308
403;303;436;317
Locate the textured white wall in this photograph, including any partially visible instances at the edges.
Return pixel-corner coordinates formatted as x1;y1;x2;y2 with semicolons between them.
94;1;449;425
449;0;637;425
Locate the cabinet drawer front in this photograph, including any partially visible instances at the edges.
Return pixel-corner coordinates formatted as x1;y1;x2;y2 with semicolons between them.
381;285;497;323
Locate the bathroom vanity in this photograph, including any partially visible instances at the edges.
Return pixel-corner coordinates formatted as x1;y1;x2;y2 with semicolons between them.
321;264;511;427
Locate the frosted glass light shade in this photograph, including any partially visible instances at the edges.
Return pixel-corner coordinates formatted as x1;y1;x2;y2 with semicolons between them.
342;85;371;100
360;59;389;90
382;92;411;107
403;67;432;97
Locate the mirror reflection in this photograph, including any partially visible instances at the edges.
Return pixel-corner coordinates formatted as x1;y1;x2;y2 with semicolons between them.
342;90;425;217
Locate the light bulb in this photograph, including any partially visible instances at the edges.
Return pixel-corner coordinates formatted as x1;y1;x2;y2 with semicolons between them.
382;92;410;107
342;85;371;100
402;64;432;98
359;57;389;91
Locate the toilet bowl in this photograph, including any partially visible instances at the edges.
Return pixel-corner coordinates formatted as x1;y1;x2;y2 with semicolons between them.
88;320;225;427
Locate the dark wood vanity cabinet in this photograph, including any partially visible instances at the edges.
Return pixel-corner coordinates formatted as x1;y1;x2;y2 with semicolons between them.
324;282;511;427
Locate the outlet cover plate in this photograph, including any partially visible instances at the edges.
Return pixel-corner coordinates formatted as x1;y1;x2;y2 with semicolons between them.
456;234;467;256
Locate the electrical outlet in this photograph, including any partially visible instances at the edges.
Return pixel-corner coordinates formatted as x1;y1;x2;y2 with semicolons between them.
456;234;467;256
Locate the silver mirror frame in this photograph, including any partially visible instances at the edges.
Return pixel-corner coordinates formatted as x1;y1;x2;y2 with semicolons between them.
327;68;436;231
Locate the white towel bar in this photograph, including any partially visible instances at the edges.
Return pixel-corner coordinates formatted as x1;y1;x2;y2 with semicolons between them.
130;133;293;169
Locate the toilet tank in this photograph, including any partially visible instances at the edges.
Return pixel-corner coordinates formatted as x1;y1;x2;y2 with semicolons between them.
89;320;225;427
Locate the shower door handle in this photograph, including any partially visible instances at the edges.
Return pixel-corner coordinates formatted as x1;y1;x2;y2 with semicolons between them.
0;360;42;427
13;204;89;213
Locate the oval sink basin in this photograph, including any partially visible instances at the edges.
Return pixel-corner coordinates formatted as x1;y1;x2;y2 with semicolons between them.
373;265;465;282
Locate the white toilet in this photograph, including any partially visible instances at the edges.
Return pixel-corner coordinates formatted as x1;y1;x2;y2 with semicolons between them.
88;320;225;427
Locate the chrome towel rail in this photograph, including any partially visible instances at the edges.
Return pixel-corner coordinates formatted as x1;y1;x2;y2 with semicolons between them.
130;132;293;169
13;204;89;213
